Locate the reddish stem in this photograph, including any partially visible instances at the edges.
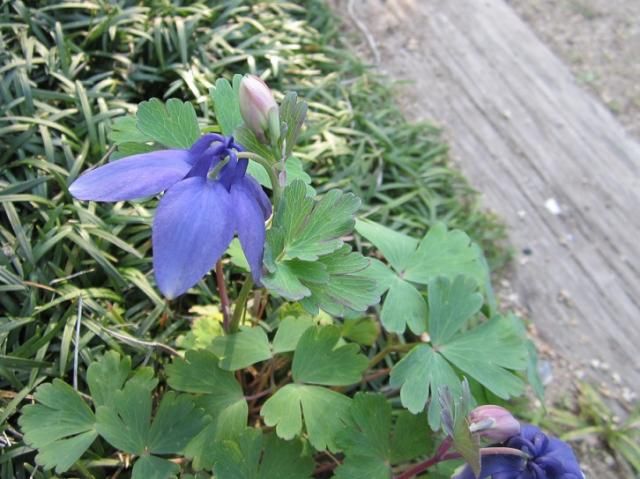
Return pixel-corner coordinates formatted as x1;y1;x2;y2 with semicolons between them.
394;437;452;479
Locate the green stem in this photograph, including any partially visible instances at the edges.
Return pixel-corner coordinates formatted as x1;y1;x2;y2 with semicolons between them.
229;277;254;333
237;151;282;208
368;343;416;368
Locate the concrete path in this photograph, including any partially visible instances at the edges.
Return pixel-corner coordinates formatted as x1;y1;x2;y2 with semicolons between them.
334;0;640;391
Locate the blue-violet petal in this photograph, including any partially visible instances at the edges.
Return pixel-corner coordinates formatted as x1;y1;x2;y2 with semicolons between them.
69;149;192;201
152;177;235;298
231;178;267;283
241;175;272;221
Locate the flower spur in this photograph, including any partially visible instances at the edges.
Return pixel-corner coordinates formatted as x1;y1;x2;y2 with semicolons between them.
69;133;271;298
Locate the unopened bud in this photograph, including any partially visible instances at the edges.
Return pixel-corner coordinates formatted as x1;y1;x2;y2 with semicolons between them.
239;74;278;144
468;405;520;443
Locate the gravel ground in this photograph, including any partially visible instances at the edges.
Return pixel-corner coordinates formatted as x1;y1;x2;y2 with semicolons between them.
507;0;640;138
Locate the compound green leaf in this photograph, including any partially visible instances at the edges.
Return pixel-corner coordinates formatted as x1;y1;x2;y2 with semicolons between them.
86;351;131;407
299;246;380;317
355;218;418;272
334;393;392;479
389;410;432;464
261;262;311;300
131;455;180;479
272;316;314;354
96;383;205;472
136;98;200;149
147;392;207;454
213;429;313;479
389;345;461;429
390;278;528;428
212;75;243;136
261;384;351;451
95;379;155;454
428;276;483;345
440;382;480;477
334;393;433;479
292;325;368;386
441;316;528;398
279;92;308;159
166;350;248;469
340;317;380;346
247;156;312;190
110;115;153;145
211;327;272;371
19;380;97;473
380;276;427;334
273;180;360;261
404;223;485;286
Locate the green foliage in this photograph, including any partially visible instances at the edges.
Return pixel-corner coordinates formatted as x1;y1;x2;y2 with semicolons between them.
272;316;314;353
356;219;491;333
213;429;313;479
20;352;202;476
279;93;309;160
166;350;247;469
292;325;368;386
211;327;272;371
390;276;528;428
247;156;312;190
261;384;351;451
440;382;481;477
136;98;200;149
263;181;380;316
335;393;433;479
261;325;368;451
96;385;204;478
19;380;97;473
270;180;361;262
212;75;244;137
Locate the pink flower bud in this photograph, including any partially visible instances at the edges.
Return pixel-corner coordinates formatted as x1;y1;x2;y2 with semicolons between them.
239;74;278;143
468;405;520;443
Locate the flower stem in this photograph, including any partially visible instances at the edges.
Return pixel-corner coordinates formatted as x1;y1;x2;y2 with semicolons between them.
480;446;530;459
216;261;231;332
394;437;453;479
229;276;254;333
368;343;416;368
237;151;282;208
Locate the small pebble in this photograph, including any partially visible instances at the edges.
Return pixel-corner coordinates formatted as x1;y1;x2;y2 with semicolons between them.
545;197;561;215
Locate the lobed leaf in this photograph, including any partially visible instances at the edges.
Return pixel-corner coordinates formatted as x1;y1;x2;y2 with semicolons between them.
334;393;392;479
19;380;98;473
136;98;200;149
166;350;248;470
213;429;313;479
261;384;351;451
292;325;368;386
390;277;528;428
212;75;244;137
211;327;272;371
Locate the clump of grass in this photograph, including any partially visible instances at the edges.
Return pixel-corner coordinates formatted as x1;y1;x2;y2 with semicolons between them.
0;1;507;475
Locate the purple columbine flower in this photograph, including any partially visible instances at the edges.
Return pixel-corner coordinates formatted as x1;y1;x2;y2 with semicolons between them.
455;424;583;479
69;134;271;298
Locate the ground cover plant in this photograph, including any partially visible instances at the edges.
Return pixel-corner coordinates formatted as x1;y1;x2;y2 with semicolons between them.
1;1;583;478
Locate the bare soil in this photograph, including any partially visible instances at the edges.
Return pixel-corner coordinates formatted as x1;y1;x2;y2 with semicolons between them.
507;0;640;137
